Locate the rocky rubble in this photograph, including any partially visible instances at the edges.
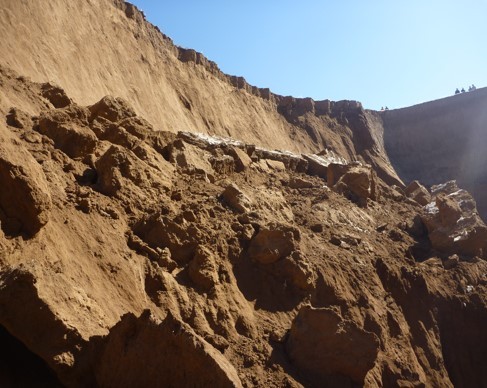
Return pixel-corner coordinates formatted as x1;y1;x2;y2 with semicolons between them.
421;180;487;258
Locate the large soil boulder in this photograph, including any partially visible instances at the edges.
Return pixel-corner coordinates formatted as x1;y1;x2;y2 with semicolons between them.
210;155;235;175
421;181;487;257
91;120;171;175
0;267;85;387
94;311;242;387
88;96;137;123
6;107;32;129
405;180;431;206
328;163;378;207
278;253;316;291
0;125;51;236
221;184;252;213
167;139;215;179
189;245;219;291
286;306;380;385
40;82;72;108
228;147;252;172
38;108;97;158
95;144;172;197
131;211;200;264
248;223;300;264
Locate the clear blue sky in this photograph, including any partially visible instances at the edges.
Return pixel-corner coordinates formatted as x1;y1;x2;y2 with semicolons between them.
130;1;487;110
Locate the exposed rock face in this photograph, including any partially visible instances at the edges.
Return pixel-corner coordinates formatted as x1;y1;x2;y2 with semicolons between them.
0;124;51;236
287;306;380;385
228;147;252;172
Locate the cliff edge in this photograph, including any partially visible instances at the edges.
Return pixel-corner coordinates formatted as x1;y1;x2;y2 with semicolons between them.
0;0;401;186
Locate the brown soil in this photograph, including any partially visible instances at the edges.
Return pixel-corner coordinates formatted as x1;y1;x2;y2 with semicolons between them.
0;2;486;387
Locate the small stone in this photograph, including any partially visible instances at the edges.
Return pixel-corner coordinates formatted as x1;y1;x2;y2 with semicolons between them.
221;183;252;213
238;224;255;241
171;190;183;201
188;246;219;290
157;248;177;271
288;177;314;189
443;254;459;269
330;235;342;246
183;210;197;222
388;229;403;242
310;224;323;233
6;107;32;129
77;198;92;214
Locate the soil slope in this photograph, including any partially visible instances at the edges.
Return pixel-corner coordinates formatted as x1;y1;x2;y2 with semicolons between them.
0;68;486;388
0;1;486;388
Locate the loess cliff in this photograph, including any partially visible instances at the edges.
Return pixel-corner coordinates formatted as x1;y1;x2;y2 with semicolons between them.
0;0;400;187
0;1;486;388
382;88;487;219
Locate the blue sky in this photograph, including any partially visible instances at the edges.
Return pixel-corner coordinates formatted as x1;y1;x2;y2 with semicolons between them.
130;1;487;110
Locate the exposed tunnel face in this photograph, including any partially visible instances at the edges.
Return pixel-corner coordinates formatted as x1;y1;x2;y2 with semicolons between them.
0;324;63;387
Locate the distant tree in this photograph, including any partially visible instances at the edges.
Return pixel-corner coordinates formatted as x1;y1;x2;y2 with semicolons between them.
455;88;460;94
461;88;466;93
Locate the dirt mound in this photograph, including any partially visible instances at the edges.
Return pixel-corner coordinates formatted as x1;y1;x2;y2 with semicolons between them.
0;80;485;387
